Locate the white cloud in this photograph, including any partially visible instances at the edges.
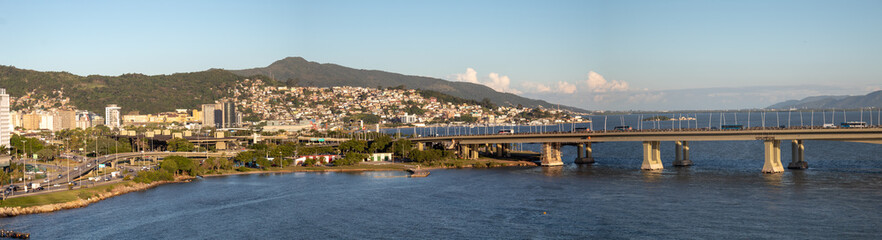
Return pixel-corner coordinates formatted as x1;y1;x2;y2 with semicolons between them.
455;68;478;83
556;81;577;94
522;82;552;93
452;68;521;94
586;71;629;92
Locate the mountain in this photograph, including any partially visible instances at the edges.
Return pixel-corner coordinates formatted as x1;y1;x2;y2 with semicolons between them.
767;91;882;109
0;65;246;114
230;57;586;112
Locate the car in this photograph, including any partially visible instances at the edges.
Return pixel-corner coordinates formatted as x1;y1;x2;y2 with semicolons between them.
74;167;79;171
613;126;633;131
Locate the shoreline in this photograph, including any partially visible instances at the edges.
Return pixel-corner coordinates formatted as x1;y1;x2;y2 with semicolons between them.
0;157;539;218
0;177;193;217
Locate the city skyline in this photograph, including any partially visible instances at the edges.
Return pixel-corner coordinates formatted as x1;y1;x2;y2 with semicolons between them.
2;1;881;110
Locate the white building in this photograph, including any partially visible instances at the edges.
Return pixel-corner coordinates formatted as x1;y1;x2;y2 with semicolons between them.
76;110;92;129
105;104;121;129
0;88;10;148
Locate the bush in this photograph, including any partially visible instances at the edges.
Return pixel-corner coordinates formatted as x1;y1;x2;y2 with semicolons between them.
77;191;95;199
133;170;174;183
236;167;252;172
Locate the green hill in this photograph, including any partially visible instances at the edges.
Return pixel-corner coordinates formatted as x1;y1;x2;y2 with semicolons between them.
231;57;586;112
0;65;245;114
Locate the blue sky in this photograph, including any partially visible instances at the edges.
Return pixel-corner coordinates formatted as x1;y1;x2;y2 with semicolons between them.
1;0;881;110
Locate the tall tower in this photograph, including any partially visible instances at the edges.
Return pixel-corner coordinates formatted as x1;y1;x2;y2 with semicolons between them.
222;102;237;128
0;88;10;148
201;104;216;127
105;104;121;129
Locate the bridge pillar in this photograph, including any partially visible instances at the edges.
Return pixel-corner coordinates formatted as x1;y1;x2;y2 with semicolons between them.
541;142;563;166
787;140;808;169
763;140;784;173
495;143;504;157
673;141;693;166
575;142;595;164
460;144;470;159
641;141;663;170
417;142;425;151
505;143;511;157
470;145;480;160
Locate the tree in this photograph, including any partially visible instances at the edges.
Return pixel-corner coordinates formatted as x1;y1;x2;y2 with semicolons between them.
166;138;194;152
369;135;392;153
160;158;179;175
339;140;368;154
37;148;56;162
304;157;318;166
392;139;412;158
171;156;197;176
234;150;266;168
336;153;364;166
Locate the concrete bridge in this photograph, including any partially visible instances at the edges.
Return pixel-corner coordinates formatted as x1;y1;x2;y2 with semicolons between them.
410;127;882;173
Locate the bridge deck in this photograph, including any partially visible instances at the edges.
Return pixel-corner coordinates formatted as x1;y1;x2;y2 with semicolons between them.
411;127;882;144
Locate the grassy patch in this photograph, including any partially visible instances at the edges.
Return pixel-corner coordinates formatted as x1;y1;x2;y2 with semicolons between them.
0;182;126;208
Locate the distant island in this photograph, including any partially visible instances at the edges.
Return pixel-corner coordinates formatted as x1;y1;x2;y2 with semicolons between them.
642;115;696;121
642;116;670;121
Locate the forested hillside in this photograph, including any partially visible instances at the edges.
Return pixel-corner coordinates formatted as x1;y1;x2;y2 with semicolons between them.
0;65;247;114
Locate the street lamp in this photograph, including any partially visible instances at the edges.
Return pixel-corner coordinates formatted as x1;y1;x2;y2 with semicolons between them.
21;139;26;191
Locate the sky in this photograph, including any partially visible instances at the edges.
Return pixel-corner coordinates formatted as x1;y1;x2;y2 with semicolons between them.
1;0;881;110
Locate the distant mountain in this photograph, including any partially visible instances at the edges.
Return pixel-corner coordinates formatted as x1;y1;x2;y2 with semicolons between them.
231;57;586;112
0;65;246;114
767;91;882;109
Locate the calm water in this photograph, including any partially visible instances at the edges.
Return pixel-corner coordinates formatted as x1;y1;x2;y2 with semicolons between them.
3;112;882;239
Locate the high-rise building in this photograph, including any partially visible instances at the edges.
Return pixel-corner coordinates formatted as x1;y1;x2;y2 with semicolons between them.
201;104;217;127
214;109;223;128
0;88;10;148
222;102;237;128
105;104;121;128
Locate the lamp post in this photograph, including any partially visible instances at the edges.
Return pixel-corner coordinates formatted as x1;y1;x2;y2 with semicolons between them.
21;139;26;191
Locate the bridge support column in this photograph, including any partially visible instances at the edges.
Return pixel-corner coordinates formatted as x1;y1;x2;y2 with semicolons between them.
495;143;504;157
763;140;784;173
460;144;470;159
417;142;425;151
575;142;595;164
541;142;563;166
470;145;480;160
673;141;693;166
504;143;511;157
641;141;663;170
788;140;808;169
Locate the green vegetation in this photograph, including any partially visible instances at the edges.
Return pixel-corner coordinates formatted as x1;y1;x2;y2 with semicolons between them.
343;113;381;124
133;170;174;183
0;65;249;114
0;182;126;208
166;138;195;152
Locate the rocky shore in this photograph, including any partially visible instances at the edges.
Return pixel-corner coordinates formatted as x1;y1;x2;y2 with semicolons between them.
0;177;192;218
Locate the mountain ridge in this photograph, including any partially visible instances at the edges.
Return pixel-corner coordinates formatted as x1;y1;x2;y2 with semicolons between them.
230;57;587;112
767;90;882;109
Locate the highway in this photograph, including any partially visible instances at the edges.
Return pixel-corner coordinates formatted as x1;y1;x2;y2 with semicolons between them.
3;151;239;196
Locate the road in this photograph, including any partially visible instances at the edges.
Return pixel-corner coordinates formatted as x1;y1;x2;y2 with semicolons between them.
2;151;238;197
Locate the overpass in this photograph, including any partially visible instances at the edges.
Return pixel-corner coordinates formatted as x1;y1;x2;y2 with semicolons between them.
49;151;239;186
410;127;882;173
